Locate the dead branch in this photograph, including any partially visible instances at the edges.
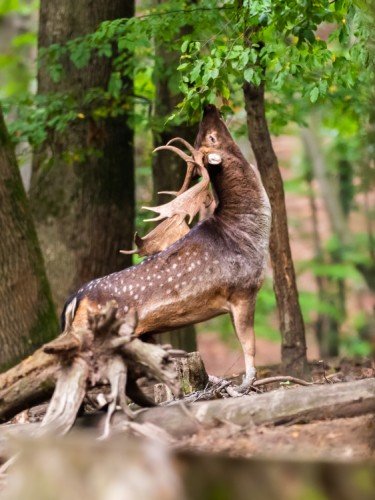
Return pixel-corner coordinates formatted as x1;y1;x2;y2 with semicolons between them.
253;375;313;387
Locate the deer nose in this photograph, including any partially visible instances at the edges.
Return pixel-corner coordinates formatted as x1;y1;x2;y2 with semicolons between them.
203;104;219;115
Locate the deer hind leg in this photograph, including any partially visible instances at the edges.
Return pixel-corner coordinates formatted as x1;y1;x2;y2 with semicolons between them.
230;294;257;386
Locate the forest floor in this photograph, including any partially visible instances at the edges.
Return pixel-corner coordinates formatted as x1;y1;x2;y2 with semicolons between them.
180;414;375;462
5;352;374;463
1;349;374;499
178;353;375;462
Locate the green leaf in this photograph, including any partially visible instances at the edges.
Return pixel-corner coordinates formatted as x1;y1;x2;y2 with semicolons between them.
108;72;122;98
69;44;91;69
98;43;112;58
190;61;203;82
177;62;189;71
310;87;319;103
49;63;64;83
11;32;37;48
244;68;254;83
302;29;315;44
181;40;189;53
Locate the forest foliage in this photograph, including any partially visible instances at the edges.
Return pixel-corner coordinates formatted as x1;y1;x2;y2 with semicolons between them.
1;0;374;356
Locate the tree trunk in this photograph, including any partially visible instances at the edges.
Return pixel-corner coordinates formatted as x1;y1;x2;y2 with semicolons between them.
30;0;135;314
302;125;348;357
151;6;196;351
0;107;58;370
243;81;308;377
301;126;349;245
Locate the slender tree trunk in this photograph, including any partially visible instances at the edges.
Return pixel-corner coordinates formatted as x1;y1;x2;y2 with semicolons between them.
301;126;349;246
151;4;196;351
0;107;58;370
30;0;135;314
302;126;348;357
306;171;340;357
244;81;308;377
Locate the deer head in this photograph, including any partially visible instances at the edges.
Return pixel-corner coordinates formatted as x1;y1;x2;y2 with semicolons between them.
194;105;242;156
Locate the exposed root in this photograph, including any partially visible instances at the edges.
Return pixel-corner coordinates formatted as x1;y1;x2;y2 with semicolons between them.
10;301;183;439
40;358;89;435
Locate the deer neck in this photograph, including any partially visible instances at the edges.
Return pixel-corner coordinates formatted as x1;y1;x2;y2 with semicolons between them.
209;151;269;217
206;149;271;258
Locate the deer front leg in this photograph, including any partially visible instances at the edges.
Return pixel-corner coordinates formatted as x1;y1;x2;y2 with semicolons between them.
230;295;257;388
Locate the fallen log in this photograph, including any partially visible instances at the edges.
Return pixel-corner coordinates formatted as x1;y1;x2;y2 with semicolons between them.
131;377;375;437
0;349;56;423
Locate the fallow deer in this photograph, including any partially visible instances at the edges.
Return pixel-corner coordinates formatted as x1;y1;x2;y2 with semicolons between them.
61;105;271;389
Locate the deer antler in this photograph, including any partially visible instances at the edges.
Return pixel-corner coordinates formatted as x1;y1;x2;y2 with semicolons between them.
120;216;190;257
158;138;200;196
121;139;213;257
143;144;211;224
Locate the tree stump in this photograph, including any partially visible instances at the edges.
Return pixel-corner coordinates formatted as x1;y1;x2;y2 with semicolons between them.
175;352;209;395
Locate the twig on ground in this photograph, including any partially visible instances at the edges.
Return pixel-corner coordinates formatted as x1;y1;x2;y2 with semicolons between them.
253;375;312;387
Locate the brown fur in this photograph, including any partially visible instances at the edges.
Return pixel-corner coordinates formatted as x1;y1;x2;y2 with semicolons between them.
63;105;271;382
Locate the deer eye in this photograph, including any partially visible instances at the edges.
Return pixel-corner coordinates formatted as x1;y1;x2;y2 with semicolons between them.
208;135;216;144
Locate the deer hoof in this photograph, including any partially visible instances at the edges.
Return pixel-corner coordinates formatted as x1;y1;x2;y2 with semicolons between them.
231;370;257;395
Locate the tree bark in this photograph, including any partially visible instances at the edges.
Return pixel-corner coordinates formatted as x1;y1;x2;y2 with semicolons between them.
0;108;58;370
30;0;135;313
152;4;196;351
243;81;308;377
